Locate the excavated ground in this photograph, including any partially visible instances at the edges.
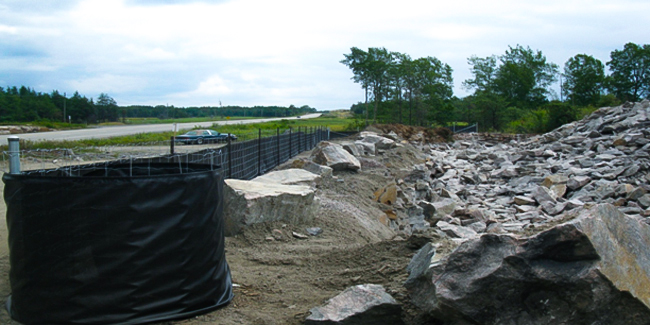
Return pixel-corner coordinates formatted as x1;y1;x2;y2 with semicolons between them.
0;125;448;325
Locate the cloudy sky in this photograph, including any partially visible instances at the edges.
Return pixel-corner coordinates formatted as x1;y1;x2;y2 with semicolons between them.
1;0;648;110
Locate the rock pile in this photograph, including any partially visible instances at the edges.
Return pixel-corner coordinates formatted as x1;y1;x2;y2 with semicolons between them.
302;101;650;324
385;100;650;237
0;125;48;135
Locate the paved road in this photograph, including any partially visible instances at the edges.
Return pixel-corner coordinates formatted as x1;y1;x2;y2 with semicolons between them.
1;113;322;143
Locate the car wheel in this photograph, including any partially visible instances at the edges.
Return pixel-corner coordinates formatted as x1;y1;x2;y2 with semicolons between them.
196;138;204;145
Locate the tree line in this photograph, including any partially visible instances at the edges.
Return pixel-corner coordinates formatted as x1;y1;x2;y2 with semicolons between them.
0;86;316;124
342;42;650;133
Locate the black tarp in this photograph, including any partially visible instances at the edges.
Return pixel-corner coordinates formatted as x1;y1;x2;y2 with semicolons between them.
3;163;233;324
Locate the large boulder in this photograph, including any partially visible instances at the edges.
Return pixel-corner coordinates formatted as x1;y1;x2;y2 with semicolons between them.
305;284;403;325
223;179;318;236
406;204;650;324
358;132;397;151
253;168;322;186
311;141;361;172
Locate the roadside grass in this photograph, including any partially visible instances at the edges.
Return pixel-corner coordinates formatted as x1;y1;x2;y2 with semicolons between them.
2;117;354;150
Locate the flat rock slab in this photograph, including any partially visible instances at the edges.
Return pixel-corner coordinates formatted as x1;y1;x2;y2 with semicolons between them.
224;179;317;236
305;284;404;324
253;168;321;186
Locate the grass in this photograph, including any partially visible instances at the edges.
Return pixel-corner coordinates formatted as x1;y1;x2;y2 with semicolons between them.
2;116;355;150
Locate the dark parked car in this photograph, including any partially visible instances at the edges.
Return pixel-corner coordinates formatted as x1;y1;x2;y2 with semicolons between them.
174;129;237;145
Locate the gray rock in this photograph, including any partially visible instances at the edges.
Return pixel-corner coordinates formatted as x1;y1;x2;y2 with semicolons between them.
253;168;321;186
436;221;478;239
567;175;591;190
311;141;361;171
406;242;436;286
223;179;318;236
306;227;323;236
531;185;557;205
340;141;361;157
406;204;650;324
305;284;404;325
638;194;650;208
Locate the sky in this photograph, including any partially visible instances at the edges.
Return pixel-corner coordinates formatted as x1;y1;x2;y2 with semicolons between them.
1;0;649;110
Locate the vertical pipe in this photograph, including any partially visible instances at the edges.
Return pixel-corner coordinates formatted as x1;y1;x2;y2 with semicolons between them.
8;136;21;175
227;134;232;179
258;128;262;176
170;136;175;155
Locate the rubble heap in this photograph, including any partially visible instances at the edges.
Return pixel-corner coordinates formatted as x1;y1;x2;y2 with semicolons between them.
390;100;650;237
305;100;650;324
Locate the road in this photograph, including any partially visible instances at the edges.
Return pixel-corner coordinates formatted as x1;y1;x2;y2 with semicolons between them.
0;113;322;143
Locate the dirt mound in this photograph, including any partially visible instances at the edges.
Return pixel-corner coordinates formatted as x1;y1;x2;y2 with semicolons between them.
371;124;452;143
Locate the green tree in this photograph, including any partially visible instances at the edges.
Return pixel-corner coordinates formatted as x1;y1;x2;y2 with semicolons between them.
341;47;372;123
494;45;559;108
562;54;605;106
96;93;119;122
463;55;498;93
606;42;650;102
415;57;454;126
366;47;394;123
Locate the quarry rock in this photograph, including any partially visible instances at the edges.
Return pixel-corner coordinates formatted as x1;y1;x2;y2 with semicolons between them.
305;284;404;325
223;179;318;236
253;168;322;186
311;141;361;171
405;204;650;324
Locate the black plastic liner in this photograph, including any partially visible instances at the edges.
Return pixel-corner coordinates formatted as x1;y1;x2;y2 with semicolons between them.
3;163;233;324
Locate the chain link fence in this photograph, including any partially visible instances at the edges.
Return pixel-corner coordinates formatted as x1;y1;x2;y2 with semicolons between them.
1;126;334;180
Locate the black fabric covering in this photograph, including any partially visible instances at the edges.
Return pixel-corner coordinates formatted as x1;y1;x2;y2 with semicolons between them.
2;163;233;324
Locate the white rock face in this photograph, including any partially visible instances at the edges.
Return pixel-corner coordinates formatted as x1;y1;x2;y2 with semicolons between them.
253;168;322;186
223;179;318;236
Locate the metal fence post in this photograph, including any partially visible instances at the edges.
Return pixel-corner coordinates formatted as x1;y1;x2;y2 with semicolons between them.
289;127;293;157
276;128;280;167
257;128;262;176
227;134;232;179
8;136;21;175
298;126;302;152
170;136;175;155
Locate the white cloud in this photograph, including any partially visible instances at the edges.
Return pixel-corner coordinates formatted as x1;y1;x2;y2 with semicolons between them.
1;0;649;109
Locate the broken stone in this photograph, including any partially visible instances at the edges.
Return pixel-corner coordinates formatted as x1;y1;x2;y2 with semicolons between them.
531;185;558;205
306;227;323;236
311;141;361;171
436;221;478;239
513;195;536;206
340;141;361;157
374;184;398;205
305;284;404;325
541;174;569;188
292;231;309;240
406;204;650;324
223;179;318;236
567;175;591;190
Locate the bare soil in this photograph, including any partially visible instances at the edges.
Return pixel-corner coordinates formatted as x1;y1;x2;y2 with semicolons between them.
0;125;445;325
